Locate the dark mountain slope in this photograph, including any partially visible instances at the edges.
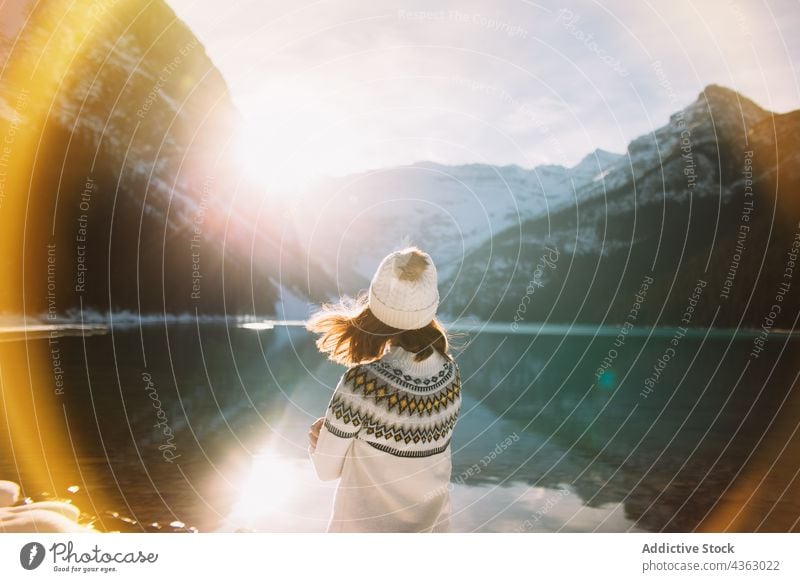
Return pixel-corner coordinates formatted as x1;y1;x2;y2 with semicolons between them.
0;0;331;317
443;85;800;329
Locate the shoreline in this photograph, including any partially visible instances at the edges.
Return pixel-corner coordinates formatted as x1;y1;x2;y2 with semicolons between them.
0;314;797;339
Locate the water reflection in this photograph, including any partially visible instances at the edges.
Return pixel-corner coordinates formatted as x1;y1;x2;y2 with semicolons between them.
220;453;640;532
221;452;331;532
0;321;107;342
217;395;643;532
0;322;798;532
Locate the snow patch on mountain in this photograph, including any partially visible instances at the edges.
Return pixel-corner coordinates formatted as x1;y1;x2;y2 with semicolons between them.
291;149;624;286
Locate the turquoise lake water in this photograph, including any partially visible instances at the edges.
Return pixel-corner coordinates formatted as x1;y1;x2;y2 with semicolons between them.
2;321;799;532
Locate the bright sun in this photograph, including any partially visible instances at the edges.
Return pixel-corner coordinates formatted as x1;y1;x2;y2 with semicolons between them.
232;86;377;196
234;122;322;194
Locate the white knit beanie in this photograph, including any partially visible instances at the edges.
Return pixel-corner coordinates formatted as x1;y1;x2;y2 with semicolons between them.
368;247;439;330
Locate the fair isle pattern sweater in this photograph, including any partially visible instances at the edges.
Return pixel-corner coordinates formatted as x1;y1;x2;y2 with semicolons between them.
309;344;462;532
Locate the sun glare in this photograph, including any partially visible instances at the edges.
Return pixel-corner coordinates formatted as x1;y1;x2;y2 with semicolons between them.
233;122;321;194
232;92;378;195
225;448;308;531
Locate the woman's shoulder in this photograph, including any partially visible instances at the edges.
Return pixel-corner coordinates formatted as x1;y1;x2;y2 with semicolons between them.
336;358;460;422
350;349;457;393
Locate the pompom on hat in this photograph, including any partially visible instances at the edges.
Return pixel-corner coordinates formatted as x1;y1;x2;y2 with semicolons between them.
368;247;439;330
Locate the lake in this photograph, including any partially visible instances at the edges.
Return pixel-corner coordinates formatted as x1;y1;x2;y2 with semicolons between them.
1;321;799;532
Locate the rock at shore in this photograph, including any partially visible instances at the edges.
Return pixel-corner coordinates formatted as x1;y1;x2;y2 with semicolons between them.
0;480;91;533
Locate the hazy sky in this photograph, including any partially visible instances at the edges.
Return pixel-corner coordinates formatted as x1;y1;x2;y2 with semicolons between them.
167;0;799;185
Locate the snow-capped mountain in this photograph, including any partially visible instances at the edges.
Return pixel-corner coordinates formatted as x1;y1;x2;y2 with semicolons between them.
441;85;800;327
293;149;623;293
3;1;794;331
294;84;799;330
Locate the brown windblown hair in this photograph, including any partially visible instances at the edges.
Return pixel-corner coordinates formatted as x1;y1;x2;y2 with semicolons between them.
305;292;452;366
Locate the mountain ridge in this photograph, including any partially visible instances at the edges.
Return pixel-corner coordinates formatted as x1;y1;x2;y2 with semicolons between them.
438;84;799;328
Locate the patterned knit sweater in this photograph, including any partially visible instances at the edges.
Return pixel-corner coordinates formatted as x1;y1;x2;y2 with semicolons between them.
309;344;462;532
